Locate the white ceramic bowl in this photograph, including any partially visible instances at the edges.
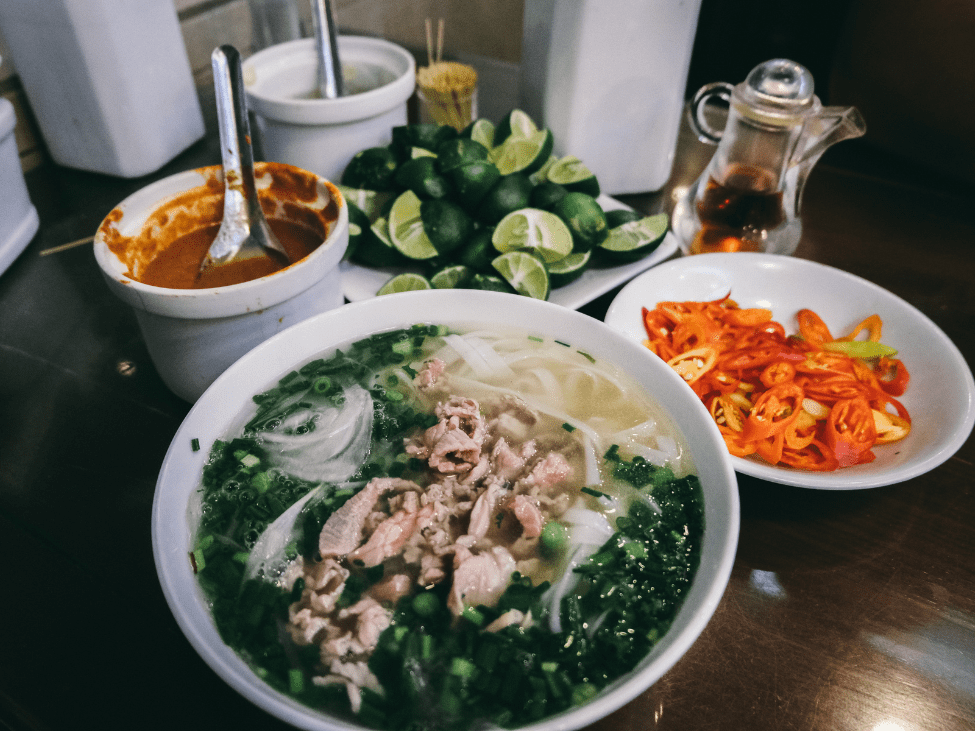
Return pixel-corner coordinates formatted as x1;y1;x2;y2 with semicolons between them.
94;161;349;402
605;253;975;489
244;36;416;182
152;290;739;731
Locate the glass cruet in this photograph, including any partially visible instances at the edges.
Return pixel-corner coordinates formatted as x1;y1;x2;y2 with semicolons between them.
672;58;866;256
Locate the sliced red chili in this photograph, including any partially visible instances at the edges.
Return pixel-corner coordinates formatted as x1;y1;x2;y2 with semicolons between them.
824;397;878;467
796;309;833;347
742;383;804;440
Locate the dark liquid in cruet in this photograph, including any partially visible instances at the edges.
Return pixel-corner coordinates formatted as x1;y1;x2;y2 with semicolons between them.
690;164;786;254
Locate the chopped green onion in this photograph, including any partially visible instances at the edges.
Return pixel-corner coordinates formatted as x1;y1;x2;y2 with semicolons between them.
190;548;205;573
250;471;272;493
232;551;250;564
561;422;576;432
392;339;412;356
528;335;543;342
461;605;485;626
450;657;477;678
191;437;200;452
289;668;304;694
312;376;332;393
572;682;599;706
576;350;596;363
555;340;570;347
581;486;608;499
238;453;260;469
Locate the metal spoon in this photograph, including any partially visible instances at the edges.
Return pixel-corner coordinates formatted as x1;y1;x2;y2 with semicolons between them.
311;0;343;99
199;45;289;275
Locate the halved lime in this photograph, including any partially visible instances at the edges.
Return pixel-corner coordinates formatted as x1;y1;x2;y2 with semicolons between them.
488;128;554;176
528;154;558;185
420;198;473;255
493;109;538;145
492;208;574;264
476;173;534;224
597;213;669;262
547;250;591;288
492;250;550;300
377;272;432;296
335;185;392;220
553;192;608;252
461;118;496;149
430;264;473;289
341;147;400;191
393;157;450;200
388;191;439;260
547;155;600;197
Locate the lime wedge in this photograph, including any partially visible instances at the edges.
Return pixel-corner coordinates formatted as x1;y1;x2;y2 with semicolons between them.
553;192;608;252
492;208;574;263
430;264;473;289
377;272;432;296
335;185;392;221
494;109;538;145
547;155;600;197
411;146;438;159
388;191;439;260
597;213;669;262
466;273;515;293
488;128;554;176
547;250;591;288
491;251;550;300
462;118;496;149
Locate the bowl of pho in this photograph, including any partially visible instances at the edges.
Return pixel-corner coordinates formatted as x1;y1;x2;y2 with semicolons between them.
153;289;739;731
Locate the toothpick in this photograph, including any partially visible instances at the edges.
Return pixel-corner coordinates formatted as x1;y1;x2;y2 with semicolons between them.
39;235;95;256
425;18;434;67
436;18;444;63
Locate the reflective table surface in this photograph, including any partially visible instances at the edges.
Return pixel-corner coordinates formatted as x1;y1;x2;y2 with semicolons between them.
1;117;973;731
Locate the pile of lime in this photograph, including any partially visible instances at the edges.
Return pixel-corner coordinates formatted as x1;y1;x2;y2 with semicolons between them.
339;110;668;300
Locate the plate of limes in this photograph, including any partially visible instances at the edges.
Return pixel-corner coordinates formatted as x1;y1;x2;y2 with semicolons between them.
338;111;677;309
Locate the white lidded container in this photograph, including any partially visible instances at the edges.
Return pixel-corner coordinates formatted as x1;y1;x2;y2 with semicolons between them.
0;95;38;276
520;0;702;195
0;0;205;178
243;36;415;182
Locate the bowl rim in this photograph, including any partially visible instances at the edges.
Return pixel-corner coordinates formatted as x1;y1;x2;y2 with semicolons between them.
605;252;975;489
243;36;417;125
152;290;740;731
93;162;349;320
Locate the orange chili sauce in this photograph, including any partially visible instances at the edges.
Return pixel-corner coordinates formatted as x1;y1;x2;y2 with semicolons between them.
140;219;323;289
100;162;341;290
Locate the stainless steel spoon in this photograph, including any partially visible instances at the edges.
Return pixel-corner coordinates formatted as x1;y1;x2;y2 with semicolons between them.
311;0;343;99
199;45;289;275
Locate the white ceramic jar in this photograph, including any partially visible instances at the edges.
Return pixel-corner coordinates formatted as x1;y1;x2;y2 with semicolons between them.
243;36;416;182
0;97;38;276
93;162;349;402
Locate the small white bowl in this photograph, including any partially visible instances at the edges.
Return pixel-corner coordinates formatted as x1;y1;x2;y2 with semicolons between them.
152;290;739;731
244;36;416;182
605;253;975;489
94;161;349;402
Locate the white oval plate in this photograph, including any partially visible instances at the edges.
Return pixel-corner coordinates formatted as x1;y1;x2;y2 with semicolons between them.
341;195;678;310
605;253;975;489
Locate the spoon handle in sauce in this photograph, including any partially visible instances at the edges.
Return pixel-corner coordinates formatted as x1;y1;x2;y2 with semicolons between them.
312;0;343;99
206;45;288;266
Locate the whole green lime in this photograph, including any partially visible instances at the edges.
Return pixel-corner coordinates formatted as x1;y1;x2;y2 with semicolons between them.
341;147;399;191
476;173;534;225
553;192;609;252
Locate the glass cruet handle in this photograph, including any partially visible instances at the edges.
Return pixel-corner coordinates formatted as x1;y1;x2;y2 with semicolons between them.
688;81;734;144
